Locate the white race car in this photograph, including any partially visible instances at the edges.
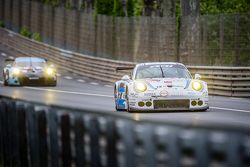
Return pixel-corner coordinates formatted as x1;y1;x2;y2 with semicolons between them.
114;62;209;112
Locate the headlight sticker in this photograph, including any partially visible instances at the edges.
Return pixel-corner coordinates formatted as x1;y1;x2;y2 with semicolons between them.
134;81;147;92
192;81;203;91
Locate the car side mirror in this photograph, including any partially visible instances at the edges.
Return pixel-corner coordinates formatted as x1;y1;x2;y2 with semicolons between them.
194;74;201;80
121;75;130;80
6;64;12;68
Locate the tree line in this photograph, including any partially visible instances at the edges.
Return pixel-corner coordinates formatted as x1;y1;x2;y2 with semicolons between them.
41;0;250;16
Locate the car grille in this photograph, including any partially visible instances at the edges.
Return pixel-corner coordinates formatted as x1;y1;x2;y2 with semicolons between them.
153;100;190;109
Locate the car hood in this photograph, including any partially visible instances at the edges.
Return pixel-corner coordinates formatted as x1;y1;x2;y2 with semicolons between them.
14;66;45;72
138;78;191;90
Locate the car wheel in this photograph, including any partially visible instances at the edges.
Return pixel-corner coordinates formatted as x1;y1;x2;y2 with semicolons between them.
52;81;57;87
126;100;132;113
19;77;24;86
3;79;8;86
3;71;8;86
49;80;57;87
115;101;118;111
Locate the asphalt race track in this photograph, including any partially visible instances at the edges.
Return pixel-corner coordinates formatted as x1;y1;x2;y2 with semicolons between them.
1;44;250;130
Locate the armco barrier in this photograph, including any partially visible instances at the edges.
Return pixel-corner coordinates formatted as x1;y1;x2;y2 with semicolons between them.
0;28;250;97
0;96;250;167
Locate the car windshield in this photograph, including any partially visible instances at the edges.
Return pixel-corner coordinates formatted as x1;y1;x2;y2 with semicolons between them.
15;58;46;67
135;64;192;79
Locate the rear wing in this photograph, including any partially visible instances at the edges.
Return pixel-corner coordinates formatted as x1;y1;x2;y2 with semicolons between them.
115;66;134;72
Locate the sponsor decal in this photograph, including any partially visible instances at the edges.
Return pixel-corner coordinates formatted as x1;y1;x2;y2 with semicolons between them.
164;80;172;84
147;79;161;82
144;93;156;96
160;90;168;96
187;91;197;95
118;87;125;92
118;83;126;92
117;99;126;109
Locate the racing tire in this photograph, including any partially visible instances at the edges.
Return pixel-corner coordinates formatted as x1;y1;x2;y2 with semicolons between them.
3;71;8;86
3;79;8;86
47;80;57;87
51;81;57;87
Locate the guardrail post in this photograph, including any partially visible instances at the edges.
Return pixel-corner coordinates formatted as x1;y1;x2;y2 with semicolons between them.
26;104;40;167
16;103;29;167
227;133;241;167
0;100;9;166
179;130;209;167
0;100;5;166
5;100;13;167
48;109;60;167
241;136;250;166
60;113;72;167
106;119;118;167
89;117;101;167
73;114;85;167
37;109;48;167
141;125;155;167
208;132;230;167
167;130;180;167
9;101;20;167
117;120;135;167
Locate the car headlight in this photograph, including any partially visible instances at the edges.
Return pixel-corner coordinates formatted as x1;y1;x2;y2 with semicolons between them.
13;68;20;75
134;81;147;92
46;68;54;75
192;81;203;91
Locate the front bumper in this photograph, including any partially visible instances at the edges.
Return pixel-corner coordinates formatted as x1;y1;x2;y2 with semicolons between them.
8;75;56;86
128;95;209;111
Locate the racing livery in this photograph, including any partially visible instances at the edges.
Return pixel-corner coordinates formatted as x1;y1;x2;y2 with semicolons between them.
114;62;209;112
3;57;57;86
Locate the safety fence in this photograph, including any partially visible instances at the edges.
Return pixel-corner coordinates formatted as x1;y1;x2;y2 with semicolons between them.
1;0;250;66
0;29;250;97
1;28;250;97
0;96;250;167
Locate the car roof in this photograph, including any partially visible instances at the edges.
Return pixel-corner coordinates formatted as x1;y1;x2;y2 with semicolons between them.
136;62;186;67
15;57;46;62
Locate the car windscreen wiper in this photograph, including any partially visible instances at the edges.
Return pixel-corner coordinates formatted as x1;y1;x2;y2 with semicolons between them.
159;66;165;78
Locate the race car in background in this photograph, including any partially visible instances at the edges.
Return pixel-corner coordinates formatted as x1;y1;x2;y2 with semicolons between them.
114;62;209;112
3;57;57;86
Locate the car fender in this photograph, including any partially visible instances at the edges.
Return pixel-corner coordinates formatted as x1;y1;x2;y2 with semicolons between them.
115;80;131;110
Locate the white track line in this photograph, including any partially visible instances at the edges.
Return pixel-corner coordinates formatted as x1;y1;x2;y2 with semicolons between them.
104;85;112;88
210;106;250;113
1;53;7;57
24;87;113;98
77;79;85;83
64;76;73;80
1;80;111;97
56;73;61;77
90;82;99;85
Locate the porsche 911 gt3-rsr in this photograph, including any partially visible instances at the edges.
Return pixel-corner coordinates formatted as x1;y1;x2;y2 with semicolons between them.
3;57;57;86
114;62;209;112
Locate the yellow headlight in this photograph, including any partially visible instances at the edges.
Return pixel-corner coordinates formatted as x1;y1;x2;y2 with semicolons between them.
46;68;54;75
192;81;203;91
13;68;20;75
134;81;147;92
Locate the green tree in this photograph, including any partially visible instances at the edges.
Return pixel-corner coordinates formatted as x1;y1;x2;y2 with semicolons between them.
200;0;250;14
130;0;144;16
113;0;125;16
95;0;114;15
